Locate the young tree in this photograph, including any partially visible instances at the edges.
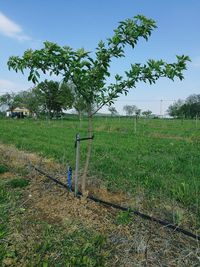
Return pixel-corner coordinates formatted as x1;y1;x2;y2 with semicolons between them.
7;15;190;193
142;110;152;118
108;106;118;116
123;105;137;117
135;108;141;118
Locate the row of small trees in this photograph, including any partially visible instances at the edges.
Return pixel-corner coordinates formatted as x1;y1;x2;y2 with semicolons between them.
123;105;152;117
167;94;200;119
108;105;152;117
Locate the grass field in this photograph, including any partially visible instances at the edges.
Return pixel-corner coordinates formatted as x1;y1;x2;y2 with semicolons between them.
0;117;200;266
0;117;200;218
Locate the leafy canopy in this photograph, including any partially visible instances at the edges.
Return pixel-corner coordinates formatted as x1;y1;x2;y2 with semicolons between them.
123;105;138;116
168;94;200;118
7;15;190;116
108;106;118;116
0;92;18;111
142;110;153;117
34;80;74;118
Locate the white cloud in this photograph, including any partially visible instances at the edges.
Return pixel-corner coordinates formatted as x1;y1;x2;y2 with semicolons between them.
0;11;31;41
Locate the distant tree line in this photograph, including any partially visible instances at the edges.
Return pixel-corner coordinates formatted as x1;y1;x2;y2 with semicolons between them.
123;105;152;118
167;94;200;119
106;104;153;118
0;80;86;119
1;86;156;119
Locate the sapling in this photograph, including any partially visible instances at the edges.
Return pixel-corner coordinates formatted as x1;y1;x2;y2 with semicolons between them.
8;15;190;193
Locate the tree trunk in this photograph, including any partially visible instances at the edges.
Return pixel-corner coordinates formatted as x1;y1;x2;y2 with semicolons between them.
49;110;53;120
78;111;82;128
81;107;93;194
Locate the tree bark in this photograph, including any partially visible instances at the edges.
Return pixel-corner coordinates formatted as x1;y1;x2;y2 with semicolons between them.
78;111;82;128
81;106;93;194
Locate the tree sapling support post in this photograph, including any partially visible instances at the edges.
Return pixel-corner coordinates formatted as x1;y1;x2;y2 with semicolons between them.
74;133;80;196
74;133;94;196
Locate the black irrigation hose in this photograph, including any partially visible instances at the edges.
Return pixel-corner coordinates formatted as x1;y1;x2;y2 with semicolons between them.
34;167;68;189
33;166;200;242
89;195;200;241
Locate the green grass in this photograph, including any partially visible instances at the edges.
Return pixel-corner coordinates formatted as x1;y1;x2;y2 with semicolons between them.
0;164;9;174
6;178;30;188
0;178;27;265
0;117;199;216
116;210;132;225
23;223;107;267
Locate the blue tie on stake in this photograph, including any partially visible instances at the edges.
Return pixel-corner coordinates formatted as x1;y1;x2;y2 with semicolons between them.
67;166;72;191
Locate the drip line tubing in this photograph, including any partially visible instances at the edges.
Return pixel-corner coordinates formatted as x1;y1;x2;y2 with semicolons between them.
33;166;200;241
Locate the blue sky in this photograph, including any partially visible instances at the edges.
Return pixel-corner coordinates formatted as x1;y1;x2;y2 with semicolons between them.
0;0;200;115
